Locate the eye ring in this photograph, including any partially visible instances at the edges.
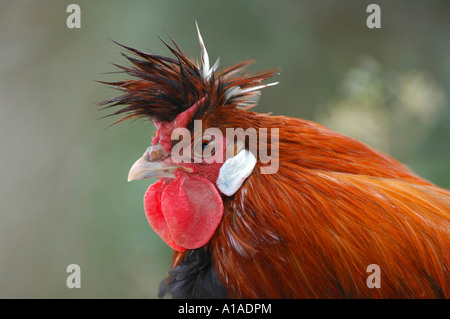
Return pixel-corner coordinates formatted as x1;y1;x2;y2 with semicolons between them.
193;136;216;159
201;140;210;151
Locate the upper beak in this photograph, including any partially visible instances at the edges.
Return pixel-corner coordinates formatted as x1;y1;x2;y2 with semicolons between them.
127;145;191;182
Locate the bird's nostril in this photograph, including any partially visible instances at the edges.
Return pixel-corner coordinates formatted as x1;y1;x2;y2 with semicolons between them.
145;144;168;162
150;149;162;161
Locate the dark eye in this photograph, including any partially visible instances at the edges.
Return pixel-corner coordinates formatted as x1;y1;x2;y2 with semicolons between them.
201;139;216;156
193;137;216;159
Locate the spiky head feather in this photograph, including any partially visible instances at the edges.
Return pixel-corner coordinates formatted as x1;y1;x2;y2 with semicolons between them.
99;25;279;126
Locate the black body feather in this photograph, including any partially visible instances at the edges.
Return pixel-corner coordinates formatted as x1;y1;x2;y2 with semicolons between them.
159;248;228;299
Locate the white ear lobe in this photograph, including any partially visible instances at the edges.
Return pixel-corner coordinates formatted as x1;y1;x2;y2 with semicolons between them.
216;149;256;196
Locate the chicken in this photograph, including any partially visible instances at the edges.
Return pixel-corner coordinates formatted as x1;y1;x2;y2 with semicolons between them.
100;24;450;298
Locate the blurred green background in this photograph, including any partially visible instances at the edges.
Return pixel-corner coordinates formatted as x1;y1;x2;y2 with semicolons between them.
0;0;449;298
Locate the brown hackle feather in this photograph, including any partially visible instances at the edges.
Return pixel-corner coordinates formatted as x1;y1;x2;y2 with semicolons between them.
207;112;449;298
171;111;449;298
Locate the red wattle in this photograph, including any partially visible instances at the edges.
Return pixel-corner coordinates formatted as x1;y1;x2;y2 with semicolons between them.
143;180;186;252
144;173;224;251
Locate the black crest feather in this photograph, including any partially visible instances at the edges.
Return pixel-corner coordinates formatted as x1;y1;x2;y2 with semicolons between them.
99;26;279;125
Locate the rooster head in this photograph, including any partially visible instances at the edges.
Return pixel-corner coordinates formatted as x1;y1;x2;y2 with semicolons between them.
100;23;278;251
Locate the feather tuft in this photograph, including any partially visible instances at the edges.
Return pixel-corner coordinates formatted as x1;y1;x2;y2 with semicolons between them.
99;24;279;125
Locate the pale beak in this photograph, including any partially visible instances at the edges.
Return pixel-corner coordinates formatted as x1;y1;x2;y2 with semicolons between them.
127;145;192;182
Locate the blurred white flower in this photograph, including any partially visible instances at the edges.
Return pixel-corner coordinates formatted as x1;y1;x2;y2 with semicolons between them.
316;56;446;159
